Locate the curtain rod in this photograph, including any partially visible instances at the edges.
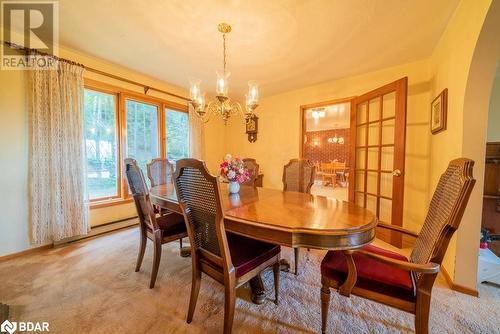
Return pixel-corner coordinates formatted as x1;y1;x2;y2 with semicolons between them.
3;41;190;102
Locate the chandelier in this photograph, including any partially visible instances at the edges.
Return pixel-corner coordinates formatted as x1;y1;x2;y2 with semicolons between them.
188;23;259;124
327;133;345;144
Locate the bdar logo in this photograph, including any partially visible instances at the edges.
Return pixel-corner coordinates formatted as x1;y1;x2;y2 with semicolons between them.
0;320;17;334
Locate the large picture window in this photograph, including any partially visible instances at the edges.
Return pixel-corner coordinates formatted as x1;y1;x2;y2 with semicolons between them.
83;80;188;208
126;99;159;176
84;89;118;200
165;108;189;161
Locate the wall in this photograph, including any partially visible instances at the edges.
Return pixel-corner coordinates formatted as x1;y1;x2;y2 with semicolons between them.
487;68;500;142
226;59;432;234
428;0;493;290
304;128;350;165
0;45;220;257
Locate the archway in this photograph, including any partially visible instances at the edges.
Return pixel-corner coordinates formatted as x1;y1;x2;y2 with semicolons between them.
455;0;500;293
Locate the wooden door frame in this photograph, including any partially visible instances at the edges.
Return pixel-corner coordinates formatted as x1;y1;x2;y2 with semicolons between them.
299;97;356;159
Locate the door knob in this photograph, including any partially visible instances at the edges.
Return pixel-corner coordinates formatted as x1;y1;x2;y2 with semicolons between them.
393;169;402;177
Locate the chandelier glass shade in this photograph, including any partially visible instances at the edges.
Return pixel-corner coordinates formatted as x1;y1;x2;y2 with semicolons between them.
189;23;259;124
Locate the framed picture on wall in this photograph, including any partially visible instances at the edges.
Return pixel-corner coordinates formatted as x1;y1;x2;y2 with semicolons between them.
431;88;448;134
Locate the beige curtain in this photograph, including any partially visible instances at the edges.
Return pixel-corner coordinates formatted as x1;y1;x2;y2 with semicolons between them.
30;60;89;244
188;104;205;160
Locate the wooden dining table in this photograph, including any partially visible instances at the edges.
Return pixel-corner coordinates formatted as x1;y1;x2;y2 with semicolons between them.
150;183;377;303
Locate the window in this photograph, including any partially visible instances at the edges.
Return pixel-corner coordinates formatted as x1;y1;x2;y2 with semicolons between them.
165;108;189;161
126;99;160;176
84;89;118;200
83;80;189;207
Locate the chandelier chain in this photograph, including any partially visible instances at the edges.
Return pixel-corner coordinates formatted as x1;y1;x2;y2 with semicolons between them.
222;33;227;75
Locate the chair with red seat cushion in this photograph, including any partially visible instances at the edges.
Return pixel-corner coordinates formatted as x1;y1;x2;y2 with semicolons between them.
124;158;188;289
320;158;476;334
173;158;281;334
321;244;416;302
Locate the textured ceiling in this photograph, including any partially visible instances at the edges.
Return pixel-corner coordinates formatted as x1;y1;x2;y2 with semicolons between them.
58;0;459;98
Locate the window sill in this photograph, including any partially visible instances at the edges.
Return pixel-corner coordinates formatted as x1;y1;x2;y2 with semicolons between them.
90;198;133;209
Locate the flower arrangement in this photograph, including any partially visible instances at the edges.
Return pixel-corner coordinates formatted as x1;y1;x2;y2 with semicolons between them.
219;154;250;184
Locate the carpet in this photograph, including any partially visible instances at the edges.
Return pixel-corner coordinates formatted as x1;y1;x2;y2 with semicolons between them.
0;227;498;333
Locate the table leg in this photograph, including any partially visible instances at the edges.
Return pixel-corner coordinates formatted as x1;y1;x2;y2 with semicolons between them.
338;250;357;297
249;275;266;305
279;258;291;273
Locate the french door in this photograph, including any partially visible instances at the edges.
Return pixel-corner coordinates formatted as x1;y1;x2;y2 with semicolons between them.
349;77;407;247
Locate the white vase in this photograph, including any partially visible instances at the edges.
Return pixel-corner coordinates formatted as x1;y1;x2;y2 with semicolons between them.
229;181;240;194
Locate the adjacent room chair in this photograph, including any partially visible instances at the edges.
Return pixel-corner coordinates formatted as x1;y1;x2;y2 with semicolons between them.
173;158;281;334
124;158;188;289
282;158;316;275
241;158;260;187
320;158;476;334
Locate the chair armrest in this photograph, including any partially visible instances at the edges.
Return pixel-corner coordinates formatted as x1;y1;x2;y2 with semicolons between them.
377;222;419;238
357;250;440;274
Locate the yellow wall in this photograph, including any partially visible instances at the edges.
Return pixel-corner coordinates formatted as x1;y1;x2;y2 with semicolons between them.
428;0;492;289
0;46;221;256
226;59;432;233
487;70;500;142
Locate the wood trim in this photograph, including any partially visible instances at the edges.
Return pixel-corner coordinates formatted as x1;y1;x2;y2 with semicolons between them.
0;244;53;262
441;265;479;297
90;198;134;209
85;79;188;111
299;97;356;158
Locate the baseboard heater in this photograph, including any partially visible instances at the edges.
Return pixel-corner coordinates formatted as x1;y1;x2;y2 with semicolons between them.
54;217;138;247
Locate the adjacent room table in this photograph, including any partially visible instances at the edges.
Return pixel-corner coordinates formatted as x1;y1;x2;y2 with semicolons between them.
150;183;377;304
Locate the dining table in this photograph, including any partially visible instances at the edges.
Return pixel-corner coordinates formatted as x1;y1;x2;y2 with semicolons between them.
150;183;377;304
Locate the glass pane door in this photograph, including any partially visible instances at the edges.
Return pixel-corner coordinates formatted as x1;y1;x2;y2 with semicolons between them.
350;78;407;247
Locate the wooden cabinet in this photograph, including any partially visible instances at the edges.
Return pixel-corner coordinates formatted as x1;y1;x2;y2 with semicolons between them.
482;142;500;256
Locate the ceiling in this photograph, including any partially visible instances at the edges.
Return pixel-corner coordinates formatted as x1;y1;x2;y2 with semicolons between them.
305;102;350;131
58;0;459;98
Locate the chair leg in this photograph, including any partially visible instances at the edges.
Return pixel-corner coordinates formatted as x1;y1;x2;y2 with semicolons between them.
415;291;431;334
135;231;147;272
149;234;162;289
223;283;236;334
180;238;183;249
294;247;300;275
187;266;201;324
321;283;331;334
273;262;280;305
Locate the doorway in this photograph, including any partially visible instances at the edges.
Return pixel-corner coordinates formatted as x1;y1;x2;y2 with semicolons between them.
300;78;408;248
300;98;354;202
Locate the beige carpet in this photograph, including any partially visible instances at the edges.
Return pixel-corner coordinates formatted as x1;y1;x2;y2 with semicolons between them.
1;227;499;334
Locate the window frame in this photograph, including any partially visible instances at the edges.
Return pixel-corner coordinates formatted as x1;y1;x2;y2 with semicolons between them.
84;79;188;208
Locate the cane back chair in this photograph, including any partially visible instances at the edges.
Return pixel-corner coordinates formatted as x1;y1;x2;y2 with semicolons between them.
241;158;260;187
173;159;281;334
320;158;476;333
282;158;316;275
124;158;187;289
147;158;185;249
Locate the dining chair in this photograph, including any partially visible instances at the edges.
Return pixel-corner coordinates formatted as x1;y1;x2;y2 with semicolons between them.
241;158;260;187
173;158;281;334
282;158;316;275
124;158;188;289
147;158;185;249
147;157;174;187
320;158;476;334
